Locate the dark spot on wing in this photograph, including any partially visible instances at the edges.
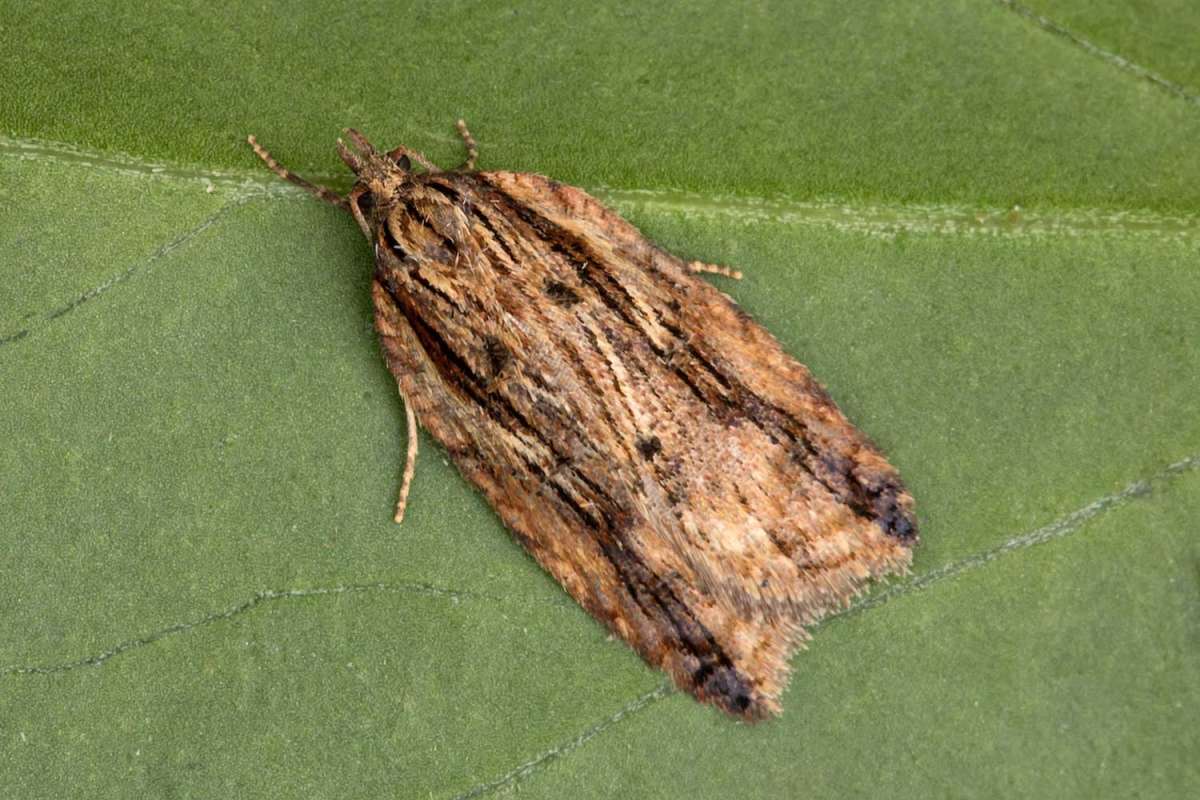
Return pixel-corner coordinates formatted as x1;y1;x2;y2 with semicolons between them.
483;335;510;378
874;492;918;543
849;468;920;543
545;279;582;307
695;663;754;715
636;435;662;460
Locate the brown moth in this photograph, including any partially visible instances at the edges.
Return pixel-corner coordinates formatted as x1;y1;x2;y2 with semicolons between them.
248;122;918;720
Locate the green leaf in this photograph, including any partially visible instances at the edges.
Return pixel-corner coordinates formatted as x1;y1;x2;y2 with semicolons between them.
2;2;1197;798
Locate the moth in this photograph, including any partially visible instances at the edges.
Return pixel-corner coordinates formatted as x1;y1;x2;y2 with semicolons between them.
248;122;918;720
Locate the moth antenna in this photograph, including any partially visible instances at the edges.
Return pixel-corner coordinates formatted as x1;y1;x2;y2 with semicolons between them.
687;260;743;280
246;135;348;209
342;128;380;158
393;397;420;524
337;138;365;175
455;118;479;171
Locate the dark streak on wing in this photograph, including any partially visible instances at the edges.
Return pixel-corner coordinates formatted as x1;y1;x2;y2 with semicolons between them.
380;224;469;316
477;177;915;539
481;183;729;411
379;187;757;714
424;178;520;270
397;196;458;253
379;278;505;427
544;473;754;715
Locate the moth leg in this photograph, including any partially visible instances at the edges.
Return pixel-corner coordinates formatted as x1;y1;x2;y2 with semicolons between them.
393;395;420;524
686;260;743;280
246;135;348;209
347;186;372;237
454;119;479;171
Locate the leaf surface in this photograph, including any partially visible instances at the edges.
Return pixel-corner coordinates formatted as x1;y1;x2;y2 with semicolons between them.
2;2;1197;798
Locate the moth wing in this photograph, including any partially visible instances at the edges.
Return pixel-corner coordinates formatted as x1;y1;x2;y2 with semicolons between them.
372;171;916;718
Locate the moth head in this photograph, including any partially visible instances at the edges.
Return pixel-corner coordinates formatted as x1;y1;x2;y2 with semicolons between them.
337;129;408;201
337;129;450;239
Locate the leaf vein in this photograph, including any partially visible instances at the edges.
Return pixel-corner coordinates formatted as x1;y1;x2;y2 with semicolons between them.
0;194;261;348
0;581;569;678
828;453;1200;620
4;134;1197;241
993;0;1200;106
5;454;1194;683
449;684;673;800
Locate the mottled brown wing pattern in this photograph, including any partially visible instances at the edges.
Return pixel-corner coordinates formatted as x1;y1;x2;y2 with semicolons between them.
368;169;917;719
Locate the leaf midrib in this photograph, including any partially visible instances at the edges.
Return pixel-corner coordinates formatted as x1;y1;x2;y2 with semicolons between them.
6;134;1198;239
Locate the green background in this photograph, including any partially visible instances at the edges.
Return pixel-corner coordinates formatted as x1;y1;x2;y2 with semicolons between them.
2;1;1197;797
